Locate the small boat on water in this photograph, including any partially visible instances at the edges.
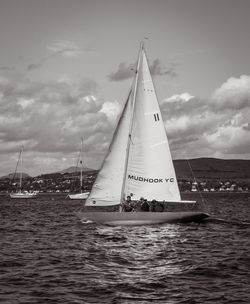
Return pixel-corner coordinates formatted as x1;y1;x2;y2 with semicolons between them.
69;192;89;200
76;42;209;226
10;146;37;199
10;190;38;199
68;138;90;200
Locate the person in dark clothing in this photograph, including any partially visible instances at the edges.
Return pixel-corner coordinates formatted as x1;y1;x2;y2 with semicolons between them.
154;201;164;212
124;203;133;212
126;195;131;203
141;199;150;212
123;195;133;212
150;199;157;212
134;199;141;212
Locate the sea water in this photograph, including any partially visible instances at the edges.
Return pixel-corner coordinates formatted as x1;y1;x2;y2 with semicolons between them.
0;193;250;304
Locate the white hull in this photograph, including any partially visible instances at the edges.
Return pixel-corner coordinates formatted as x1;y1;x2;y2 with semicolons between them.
68;192;89;200
10;192;37;199
76;211;209;226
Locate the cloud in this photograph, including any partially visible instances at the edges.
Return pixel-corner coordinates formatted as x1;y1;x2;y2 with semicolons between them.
26;55;53;72
0;66;15;71
25;40;84;72
211;75;250;110
243;123;250;131
206;123;250;156
17;98;35;109
161;84;250;160
108;62;135;81
27;62;44;71
164;92;194;103
108;59;177;82
1;72;250;176
0;72;123;175
100;100;122;124
0;75;9;86
150;59;177;77
47;40;83;58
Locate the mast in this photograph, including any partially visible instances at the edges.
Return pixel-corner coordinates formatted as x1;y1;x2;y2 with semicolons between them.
120;42;144;204
20;146;24;191
80;137;83;193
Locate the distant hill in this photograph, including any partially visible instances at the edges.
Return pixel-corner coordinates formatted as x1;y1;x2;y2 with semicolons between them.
173;158;250;180
57;166;95;174
0;172;31;180
1;158;250;181
59;158;250;180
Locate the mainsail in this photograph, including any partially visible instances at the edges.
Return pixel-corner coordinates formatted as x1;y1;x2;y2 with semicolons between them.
86;44;181;206
124;47;180;201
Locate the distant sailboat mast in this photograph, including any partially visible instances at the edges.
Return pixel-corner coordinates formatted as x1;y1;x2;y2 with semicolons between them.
20;146;23;191
10;146;37;199
79;137;83;193
68;138;90;200
12;146;23;191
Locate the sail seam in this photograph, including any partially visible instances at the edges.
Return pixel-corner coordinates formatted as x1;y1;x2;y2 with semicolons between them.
150;140;168;148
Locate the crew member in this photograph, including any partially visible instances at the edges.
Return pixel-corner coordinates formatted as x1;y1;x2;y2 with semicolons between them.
140;198;150;212
123;195;133;212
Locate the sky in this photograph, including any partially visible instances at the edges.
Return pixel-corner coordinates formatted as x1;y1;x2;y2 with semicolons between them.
0;0;250;176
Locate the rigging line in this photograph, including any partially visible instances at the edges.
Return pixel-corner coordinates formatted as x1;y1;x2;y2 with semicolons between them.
186;158;207;211
75;149;81;173
11;148;22;186
77;138;87;211
73;149;81;195
79;137;84;192
129;134;134;145
20;145;23;190
175;126;206;211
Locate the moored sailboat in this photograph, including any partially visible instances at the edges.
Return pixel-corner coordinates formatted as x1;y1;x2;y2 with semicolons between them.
10;146;37;199
68;138;90;200
76;43;208;226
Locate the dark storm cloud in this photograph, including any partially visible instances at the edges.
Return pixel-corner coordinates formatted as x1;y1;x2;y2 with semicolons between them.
108;59;177;81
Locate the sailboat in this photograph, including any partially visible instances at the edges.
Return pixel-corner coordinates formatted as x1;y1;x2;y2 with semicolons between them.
10;146;37;199
76;43;208;226
68;138;90;199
